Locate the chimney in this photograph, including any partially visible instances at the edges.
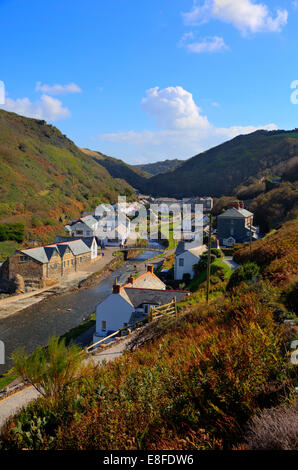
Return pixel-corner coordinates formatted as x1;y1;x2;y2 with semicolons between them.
127;274;134;285
112;278;120;294
229;200;242;210
147;265;154;273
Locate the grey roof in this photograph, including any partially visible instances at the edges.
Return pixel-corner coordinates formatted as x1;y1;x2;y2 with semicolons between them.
61;239;90;256
80;215;98;228
122;287;189;308
20;239;91;264
175;241;186;256
218;207;253;219
54;235;98;248
19;247;51;264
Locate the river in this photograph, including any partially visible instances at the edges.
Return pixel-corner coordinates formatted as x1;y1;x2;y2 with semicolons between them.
0;248;163;374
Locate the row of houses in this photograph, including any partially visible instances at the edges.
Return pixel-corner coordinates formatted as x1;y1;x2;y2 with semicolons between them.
0;237;100;290
65;205;131;246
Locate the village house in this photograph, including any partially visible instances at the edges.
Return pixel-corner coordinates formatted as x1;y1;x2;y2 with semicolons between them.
174;240;207;281
182;197;213;213
0;237;100;290
65;208;131;246
93;266;189;341
217;201;259;247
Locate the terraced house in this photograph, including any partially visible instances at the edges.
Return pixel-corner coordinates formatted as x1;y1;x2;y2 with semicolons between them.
0;237;99;290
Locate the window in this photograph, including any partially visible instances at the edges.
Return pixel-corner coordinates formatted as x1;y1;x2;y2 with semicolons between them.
179;258;184;267
102;321;106;331
144;304;149;314
76;230;83;235
230;228;234;236
20;255;27;263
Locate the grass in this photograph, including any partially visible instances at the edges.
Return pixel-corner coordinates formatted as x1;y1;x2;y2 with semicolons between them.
0;370;19;390
187;258;232;293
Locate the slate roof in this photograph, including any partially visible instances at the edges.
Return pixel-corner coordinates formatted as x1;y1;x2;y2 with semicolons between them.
175;241;186;256
54;236;98;248
124;271;166;290
175;242;206;258
19;239;91;264
121;287;189;308
218;207;253;218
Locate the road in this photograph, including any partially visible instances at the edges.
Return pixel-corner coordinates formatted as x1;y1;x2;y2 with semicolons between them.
223;256;239;270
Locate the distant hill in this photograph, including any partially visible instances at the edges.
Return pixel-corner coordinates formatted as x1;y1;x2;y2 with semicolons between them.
81;149;151;189
139;130;298;197
0;110;135;243
134;158;184;176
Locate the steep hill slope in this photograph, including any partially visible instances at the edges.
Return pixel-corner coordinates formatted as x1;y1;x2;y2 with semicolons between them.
0;110;135;243
81;148;150;189
134;158;184;176
141;130;298;197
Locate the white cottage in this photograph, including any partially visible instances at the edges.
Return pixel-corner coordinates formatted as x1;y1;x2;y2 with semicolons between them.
93;266;189;341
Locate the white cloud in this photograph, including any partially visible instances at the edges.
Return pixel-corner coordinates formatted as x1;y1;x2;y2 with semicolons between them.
100;86;277;159
1;94;71;121
180;35;228;53
35;82;82;95
182;0;288;34
141;86;210;130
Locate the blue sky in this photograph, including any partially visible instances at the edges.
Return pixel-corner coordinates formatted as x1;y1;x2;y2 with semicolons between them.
1;0;298;163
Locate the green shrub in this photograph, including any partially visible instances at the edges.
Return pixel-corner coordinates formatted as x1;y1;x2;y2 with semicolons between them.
211;248;223;258
12;336;93;399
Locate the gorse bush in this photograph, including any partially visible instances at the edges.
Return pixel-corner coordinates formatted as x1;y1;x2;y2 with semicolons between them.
12;336;93;399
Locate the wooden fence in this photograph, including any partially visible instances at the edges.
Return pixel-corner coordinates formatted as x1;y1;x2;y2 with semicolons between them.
85;298;177;353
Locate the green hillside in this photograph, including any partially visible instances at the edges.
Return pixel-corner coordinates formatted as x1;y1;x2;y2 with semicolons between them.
81;148;151;189
134;158;184;176
0;110;135;244
140;130;298;197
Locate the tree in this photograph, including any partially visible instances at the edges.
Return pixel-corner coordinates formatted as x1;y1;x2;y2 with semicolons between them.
12;336;94;399
0;225;7;242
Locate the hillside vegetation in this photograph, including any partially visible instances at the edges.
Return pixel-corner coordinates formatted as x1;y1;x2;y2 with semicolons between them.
81;148;151;189
0;110;135;245
134;158;183;176
139;130;298;197
1;219;297;450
